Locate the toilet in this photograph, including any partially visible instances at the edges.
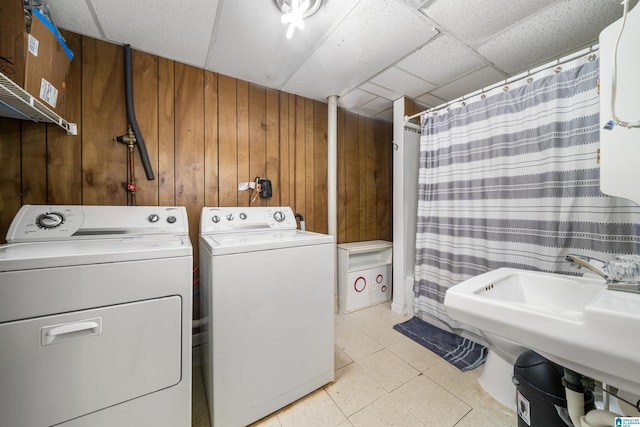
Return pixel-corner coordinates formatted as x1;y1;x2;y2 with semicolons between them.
476;333;529;411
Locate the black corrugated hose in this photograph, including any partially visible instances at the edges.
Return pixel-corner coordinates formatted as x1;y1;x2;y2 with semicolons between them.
124;44;154;180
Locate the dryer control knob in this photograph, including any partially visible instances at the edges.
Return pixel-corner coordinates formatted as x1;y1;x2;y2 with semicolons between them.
273;211;285;222
36;212;65;229
148;214;160;223
212;215;220;223
167;216;177;224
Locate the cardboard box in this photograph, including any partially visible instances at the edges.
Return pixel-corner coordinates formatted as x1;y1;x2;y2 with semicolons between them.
0;1;73;115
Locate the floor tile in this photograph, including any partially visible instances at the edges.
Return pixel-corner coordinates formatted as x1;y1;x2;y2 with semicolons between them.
335;345;353;370
276;389;346;427
358;348;420;392
334;328;384;362
324;363;386;417
348;395;425;427
422;356;488;407
386;375;471;426
453;396;517;427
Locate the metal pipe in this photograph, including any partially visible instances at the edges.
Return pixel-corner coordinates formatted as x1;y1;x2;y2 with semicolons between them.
124;44;154;180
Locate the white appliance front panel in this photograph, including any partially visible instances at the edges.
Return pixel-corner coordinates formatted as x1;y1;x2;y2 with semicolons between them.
0;256;191;323
6;205;189;242
200;206;297;233
0;296;182;427
200;242;335;427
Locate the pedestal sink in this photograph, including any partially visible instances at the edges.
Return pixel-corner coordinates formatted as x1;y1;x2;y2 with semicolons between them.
444;267;640;396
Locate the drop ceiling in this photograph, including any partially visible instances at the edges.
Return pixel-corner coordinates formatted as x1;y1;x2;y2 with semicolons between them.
47;0;636;121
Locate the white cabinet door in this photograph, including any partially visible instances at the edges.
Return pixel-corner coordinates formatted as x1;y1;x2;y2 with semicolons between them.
370;265;392;305
347;271;373;312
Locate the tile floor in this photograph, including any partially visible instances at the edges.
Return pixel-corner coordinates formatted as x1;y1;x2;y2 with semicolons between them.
191;303;517;427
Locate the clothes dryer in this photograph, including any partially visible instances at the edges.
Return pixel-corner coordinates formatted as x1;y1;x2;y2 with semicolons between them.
199;206;335;427
0;205;192;427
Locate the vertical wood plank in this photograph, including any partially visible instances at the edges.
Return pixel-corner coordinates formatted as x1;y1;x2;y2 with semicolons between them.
204;70;219;207
358;116;368;239
174;63;205;264
344;111;360;243
158;57;176;206
237;81;249;207
81;38;127;205
0;119;21;242
288;94;297;208
294;96;306;217
304;99;315;230
132;50;159;206
376;120;392;241
278;92;289;206
248;83;266;206
47;30;82;205
21;122;47;204
364;117;377;240
313;100;328;234
266;88;280;206
218;75;238;206
337;108;347;243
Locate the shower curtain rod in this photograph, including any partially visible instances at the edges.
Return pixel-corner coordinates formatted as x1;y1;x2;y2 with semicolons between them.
404;44;599;124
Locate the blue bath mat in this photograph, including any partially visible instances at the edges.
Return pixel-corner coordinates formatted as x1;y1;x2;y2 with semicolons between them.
393;317;487;371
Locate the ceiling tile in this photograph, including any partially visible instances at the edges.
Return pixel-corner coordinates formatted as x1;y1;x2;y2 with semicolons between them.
421;0;557;47
396;35;489;85
414;92;445;108
375;107;394;122
478;0;630;74
370;67;435;98
282;0;436;101
206;0;360;88
430;66;505;101
359;82;402;101
49;0;104;40
357;96;393;117
88;0;219;68
338;89;377;110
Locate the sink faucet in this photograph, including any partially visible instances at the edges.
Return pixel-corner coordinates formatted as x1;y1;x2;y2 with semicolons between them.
566;254;640;294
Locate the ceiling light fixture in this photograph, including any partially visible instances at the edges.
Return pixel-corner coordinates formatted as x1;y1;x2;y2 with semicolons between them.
274;0;322;39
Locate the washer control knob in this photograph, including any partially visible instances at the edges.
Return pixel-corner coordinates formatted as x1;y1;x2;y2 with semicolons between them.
239;212;247;220
36;212;65;229
167;216;177;224
212;215;220;224
273;210;285;222
226;214;234;221
148;214;160;223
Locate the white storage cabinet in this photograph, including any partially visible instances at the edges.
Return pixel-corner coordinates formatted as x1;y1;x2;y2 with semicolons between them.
338;240;392;313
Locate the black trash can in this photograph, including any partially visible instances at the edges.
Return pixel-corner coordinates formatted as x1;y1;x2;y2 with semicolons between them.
513;350;594;427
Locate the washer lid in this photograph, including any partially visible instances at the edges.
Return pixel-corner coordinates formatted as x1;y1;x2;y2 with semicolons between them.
0;235;192;272
200;229;334;255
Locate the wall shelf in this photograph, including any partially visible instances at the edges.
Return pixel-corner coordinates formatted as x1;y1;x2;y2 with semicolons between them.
0;72;77;135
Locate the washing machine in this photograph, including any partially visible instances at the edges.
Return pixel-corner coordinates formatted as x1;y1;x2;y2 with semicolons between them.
199;206;335;427
0;205;192;427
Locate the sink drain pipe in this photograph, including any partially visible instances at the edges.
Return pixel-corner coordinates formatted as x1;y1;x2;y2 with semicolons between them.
563;369;618;427
124;44;154;181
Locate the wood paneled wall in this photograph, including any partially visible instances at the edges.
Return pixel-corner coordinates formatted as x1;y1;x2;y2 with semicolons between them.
0;33;393;253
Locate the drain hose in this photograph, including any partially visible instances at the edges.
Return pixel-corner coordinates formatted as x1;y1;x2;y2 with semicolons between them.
124;44;154;180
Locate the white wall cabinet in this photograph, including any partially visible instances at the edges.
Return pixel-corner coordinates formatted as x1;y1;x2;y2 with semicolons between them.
338;240;392;313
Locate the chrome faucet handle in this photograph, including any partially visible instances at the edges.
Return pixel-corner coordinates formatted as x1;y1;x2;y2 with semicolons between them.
565;254;608;280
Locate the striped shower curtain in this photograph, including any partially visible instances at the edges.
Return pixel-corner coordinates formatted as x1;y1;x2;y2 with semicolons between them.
413;57;640;331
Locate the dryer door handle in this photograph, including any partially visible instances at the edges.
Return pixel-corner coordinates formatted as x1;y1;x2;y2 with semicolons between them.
41;318;103;346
